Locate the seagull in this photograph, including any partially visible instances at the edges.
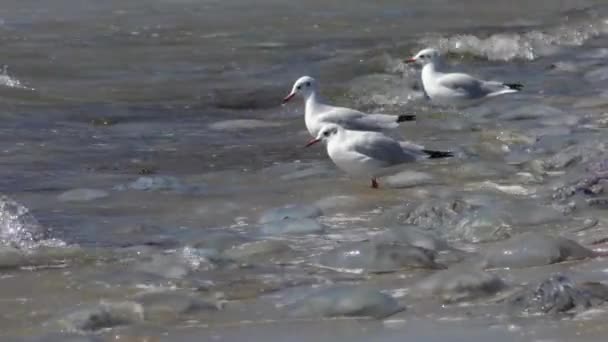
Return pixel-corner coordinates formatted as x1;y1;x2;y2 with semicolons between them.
405;48;523;107
282;76;415;137
305;123;453;189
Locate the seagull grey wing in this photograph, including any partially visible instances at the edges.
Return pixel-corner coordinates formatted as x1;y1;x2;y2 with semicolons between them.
318;107;398;131
353;133;418;167
437;73;488;99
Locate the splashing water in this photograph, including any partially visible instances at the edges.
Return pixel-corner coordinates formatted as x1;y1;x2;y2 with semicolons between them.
0;195;46;247
0;65;34;90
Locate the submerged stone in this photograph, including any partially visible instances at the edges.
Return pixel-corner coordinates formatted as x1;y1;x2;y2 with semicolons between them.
289;286;404;319
413;263;505;303
482;233;594;269
58;301;144;332
57;188;109;202
318;241;442;273
508;274;602;315
134;291;217;322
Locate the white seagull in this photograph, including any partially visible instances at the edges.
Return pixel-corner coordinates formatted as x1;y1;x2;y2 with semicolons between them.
406;48;523;107
305;123;453;189
283;76;415;137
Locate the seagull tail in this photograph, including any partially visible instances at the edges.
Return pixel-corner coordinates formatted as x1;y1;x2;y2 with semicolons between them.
504;83;523;91
396;114;416;122
423;149;453;159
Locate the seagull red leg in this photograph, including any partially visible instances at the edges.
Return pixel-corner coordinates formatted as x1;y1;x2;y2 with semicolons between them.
371;178;379;189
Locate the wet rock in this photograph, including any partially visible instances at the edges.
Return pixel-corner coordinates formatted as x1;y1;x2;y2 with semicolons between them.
453;206;510;243
499;104;564;121
384;171;435;188
208;119;283;130
318;241;442;273
508;274;603;315
134;291;217;322
114;176;188;192
58;301;144;332
0;195;46;246
376;225;449;252
289;286;404;319
223;240;292;262
258;204;322;224
543;141;608;171
57;189;109;202
413;264;505;303
552;170;608;204
391;197;509;243
394;198;475;231
260;218;324;235
482;233;594;269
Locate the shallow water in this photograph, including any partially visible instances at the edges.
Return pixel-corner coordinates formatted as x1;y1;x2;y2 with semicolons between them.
4;0;608;341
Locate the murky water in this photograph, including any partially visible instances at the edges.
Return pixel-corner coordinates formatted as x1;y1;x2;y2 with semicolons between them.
4;0;608;341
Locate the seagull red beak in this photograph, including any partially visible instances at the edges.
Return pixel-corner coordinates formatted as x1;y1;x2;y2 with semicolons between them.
405;57;416;63
282;92;296;104
304;138;321;147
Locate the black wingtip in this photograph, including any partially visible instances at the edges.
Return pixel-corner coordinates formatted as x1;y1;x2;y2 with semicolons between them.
397;114;416;122
423;149;453;159
504;83;524;91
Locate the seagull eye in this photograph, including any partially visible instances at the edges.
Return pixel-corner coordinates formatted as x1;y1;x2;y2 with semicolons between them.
296;85;301;90
306;82;311;87
323;131;329;136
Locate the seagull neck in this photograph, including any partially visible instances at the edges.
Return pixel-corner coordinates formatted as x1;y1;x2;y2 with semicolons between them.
304;91;322;114
422;61;443;82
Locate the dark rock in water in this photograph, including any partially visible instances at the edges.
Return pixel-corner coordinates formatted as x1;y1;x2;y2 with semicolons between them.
318;241;442;273
57;188;109;202
376;225;449;252
413;263;505;303
58;301;143;332
259;218;324;235
482;233;594;269
553;171;608;204
289;286;404;319
508;274;603;315
134;291;218;322
383;197;508;243
258;204;323;224
543;141;608;171
223;240;292;262
380;198;474;231
0;195;46;246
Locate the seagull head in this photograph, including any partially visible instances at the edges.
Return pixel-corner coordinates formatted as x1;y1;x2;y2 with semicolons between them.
405;48;441;65
283;76;317;103
305;123;341;147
